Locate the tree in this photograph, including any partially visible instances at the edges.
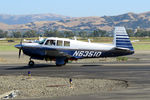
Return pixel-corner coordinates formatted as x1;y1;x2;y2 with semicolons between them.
133;29;150;37
0;30;8;38
44;30;62;37
44;30;54;37
126;29;134;37
78;31;87;37
23;30;37;38
99;30;107;37
53;30;60;37
64;31;74;37
12;31;22;38
91;29;107;37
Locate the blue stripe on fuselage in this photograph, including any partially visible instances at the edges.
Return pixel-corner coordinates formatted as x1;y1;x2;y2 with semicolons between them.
22;47;45;60
22;46;134;60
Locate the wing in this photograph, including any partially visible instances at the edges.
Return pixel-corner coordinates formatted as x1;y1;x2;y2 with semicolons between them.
45;49;72;58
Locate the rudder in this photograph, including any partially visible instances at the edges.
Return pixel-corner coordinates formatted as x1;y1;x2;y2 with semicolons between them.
114;27;134;51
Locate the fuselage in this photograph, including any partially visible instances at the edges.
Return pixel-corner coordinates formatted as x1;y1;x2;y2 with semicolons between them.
15;37;133;61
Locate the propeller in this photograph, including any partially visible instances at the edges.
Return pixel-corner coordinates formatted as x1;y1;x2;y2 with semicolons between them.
18;39;23;58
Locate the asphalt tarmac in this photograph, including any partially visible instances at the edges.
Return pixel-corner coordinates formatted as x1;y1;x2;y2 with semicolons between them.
0;62;150;100
0;51;150;100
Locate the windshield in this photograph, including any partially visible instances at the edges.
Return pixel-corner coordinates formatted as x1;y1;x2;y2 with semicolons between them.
38;38;46;45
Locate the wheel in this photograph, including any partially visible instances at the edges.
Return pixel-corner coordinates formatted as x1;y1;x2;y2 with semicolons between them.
56;62;66;66
28;60;34;66
55;58;68;66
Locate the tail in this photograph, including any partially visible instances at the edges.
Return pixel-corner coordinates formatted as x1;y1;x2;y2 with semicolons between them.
114;27;134;51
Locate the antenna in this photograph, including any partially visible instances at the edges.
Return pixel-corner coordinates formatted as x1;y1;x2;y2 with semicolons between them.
88;39;91;43
74;36;77;40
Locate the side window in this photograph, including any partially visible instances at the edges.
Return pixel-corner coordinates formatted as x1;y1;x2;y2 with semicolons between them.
45;40;56;46
50;40;56;46
45;40;50;45
64;41;70;47
57;40;63;46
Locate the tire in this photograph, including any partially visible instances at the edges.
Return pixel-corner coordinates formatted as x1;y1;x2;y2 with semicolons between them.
56;62;66;66
28;60;34;66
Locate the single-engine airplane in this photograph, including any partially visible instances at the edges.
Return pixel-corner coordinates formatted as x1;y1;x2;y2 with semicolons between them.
15;27;134;66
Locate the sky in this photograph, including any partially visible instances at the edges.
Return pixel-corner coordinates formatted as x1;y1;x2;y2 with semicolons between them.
0;0;150;17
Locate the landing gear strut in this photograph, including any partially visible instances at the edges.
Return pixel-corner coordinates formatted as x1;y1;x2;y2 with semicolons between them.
28;58;34;66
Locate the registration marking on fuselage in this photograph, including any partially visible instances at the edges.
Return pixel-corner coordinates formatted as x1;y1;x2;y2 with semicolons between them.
73;50;102;57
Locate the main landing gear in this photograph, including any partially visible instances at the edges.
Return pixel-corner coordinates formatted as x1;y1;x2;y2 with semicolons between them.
28;58;34;66
56;58;68;66
27;57;68;66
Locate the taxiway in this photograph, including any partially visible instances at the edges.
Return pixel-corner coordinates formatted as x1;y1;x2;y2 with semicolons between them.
0;51;150;100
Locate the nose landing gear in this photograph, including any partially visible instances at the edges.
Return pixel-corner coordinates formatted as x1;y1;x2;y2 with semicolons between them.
28;58;34;66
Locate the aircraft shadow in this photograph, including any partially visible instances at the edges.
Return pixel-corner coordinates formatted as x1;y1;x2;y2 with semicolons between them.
6;64;101;70
6;64;59;70
81;65;101;67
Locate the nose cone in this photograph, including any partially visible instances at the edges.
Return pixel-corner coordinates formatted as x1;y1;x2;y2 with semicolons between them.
15;44;22;49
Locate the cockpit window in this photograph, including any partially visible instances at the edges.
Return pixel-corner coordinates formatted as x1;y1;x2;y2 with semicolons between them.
39;39;46;44
45;40;56;46
64;41;70;47
57;40;63;46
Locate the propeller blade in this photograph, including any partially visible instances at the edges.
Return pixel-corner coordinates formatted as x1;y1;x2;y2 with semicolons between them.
19;49;21;58
18;38;23;58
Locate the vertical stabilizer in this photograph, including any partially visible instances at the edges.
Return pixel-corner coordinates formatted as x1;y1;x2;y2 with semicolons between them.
114;27;134;51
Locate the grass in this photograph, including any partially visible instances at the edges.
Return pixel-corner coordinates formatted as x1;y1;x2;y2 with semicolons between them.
0;45;18;51
132;43;150;51
0;37;150;51
0;39;19;51
116;57;128;62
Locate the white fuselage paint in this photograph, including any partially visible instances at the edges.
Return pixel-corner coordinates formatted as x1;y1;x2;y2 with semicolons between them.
22;37;115;51
17;37;115;58
70;40;114;51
